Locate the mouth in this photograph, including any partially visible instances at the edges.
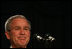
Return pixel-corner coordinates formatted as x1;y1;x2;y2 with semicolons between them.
18;37;26;40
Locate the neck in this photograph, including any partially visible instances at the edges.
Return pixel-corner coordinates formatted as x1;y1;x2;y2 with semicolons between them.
11;45;27;48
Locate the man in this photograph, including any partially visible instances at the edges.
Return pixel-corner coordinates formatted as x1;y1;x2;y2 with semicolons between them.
5;15;31;48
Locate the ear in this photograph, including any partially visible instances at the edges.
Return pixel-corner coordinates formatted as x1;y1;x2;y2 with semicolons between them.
5;32;10;40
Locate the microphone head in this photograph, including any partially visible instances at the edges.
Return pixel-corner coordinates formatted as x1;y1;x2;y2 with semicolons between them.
33;33;55;42
32;33;56;48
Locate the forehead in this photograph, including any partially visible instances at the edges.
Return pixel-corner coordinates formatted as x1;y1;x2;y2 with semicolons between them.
12;18;27;22
10;18;30;26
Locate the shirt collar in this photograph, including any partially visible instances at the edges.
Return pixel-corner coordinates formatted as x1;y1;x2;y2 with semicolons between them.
10;45;12;48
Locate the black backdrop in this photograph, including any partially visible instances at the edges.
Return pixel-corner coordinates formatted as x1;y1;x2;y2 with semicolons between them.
1;1;71;48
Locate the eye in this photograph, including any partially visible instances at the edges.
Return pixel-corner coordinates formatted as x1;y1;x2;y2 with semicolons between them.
15;28;20;30
14;27;20;30
24;28;30;30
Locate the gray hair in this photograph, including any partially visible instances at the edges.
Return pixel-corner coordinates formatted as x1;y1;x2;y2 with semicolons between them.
5;15;31;32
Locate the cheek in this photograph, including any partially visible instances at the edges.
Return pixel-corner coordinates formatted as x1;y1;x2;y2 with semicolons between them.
25;32;30;42
24;31;30;41
10;32;20;44
26;31;30;37
11;30;20;35
10;31;19;40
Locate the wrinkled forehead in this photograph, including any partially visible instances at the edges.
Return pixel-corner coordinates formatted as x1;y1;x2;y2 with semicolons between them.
10;18;30;26
10;18;31;28
11;17;28;22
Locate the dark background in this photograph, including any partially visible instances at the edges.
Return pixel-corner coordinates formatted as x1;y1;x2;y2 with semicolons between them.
1;1;71;48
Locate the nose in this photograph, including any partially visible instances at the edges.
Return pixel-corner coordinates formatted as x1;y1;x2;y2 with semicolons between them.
20;29;25;35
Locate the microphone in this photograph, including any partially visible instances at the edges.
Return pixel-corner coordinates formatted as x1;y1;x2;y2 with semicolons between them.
32;33;56;48
33;33;55;42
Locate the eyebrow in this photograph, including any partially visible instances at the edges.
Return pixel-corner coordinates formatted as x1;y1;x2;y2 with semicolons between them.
13;26;30;29
14;26;20;28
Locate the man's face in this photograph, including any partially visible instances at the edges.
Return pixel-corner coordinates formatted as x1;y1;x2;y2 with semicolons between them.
5;18;30;48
